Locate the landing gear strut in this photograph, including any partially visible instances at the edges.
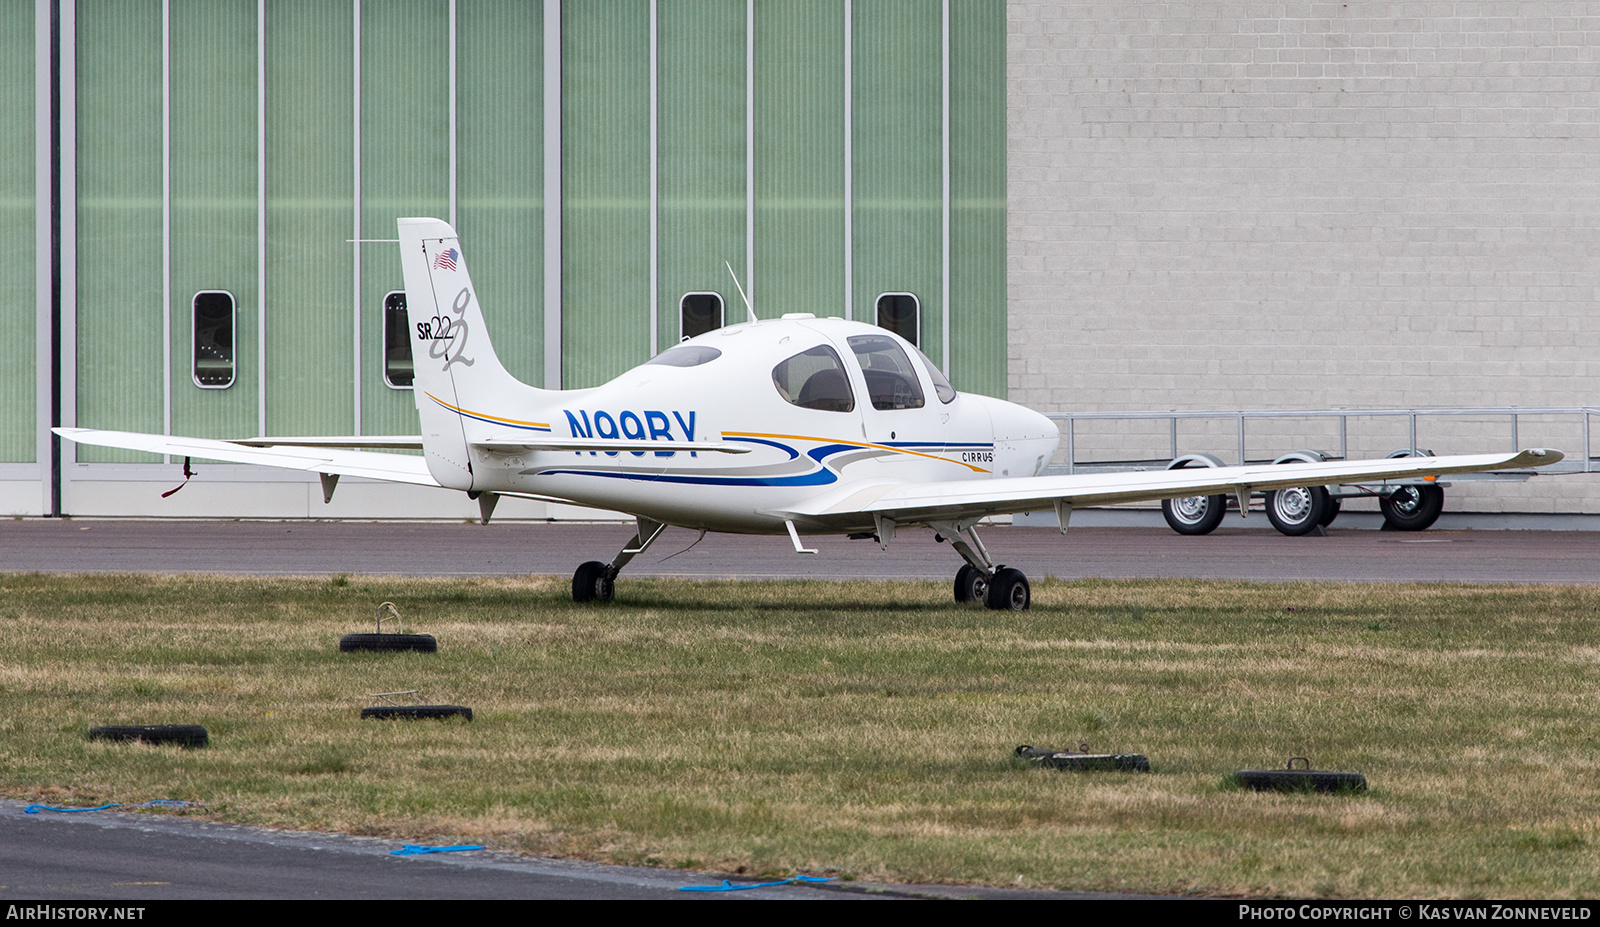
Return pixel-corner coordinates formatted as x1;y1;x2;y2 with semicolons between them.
933;520;1030;611
571;517;666;603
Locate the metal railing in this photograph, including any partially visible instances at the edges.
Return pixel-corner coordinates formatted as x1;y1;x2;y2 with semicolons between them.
1047;406;1600;476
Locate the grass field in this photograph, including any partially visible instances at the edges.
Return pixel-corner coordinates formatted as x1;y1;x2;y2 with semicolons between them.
2;572;1598;898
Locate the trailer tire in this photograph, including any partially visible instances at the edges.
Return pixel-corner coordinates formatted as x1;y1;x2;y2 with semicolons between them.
1319;495;1342;527
1265;486;1328;536
1380;484;1443;531
1162;494;1227;535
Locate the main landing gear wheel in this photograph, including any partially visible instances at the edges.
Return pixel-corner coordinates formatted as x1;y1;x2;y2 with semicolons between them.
1380;484;1444;531
572;560;614;603
1161;494;1227;535
1264;486;1329;536
984;568;1031;611
954;564;988;603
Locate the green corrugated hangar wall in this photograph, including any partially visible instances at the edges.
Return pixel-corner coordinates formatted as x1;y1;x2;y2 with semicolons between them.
2;0;1005;517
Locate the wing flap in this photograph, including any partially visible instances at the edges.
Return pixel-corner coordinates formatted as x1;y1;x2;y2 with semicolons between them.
782;449;1564;523
54;428;440;487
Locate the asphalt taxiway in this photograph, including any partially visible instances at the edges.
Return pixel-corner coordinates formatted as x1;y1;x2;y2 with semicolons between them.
2;518;1598;583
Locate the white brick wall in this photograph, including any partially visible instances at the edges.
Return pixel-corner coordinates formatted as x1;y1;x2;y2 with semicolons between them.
1009;1;1600;513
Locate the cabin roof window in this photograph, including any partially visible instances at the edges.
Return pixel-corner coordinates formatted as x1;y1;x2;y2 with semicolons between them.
647;344;722;368
846;334;924;411
772;344;855;413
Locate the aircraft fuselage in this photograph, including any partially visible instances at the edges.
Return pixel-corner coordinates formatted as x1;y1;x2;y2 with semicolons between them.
446;317;1060;534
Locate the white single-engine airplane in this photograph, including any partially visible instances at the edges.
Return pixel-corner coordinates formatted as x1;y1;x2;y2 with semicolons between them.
57;218;1565;610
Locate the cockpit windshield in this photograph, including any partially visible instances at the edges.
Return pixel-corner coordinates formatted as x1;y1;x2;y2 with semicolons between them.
911;345;956;404
846;334;925;411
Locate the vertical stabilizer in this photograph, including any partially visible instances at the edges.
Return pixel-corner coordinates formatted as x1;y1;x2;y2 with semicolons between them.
396;217;542;490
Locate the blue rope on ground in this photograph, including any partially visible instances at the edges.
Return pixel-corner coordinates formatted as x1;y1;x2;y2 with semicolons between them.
391;844;487;856
680;875;832;892
25;804;121;814
24;799;205;814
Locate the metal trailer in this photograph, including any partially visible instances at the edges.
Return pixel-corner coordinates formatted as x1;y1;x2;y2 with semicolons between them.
1044;406;1600;537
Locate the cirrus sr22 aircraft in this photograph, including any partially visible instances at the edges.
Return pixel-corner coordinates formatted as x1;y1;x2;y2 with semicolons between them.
57;218;1565;610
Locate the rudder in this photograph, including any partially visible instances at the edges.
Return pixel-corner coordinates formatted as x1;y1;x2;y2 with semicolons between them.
396;217;539;490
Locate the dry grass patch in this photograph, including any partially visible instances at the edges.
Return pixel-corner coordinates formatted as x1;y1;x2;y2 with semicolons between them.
1;573;1599;895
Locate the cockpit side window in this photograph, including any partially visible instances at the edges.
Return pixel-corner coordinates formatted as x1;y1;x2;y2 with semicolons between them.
912;345;957;404
846;334;925;411
773;344;855;413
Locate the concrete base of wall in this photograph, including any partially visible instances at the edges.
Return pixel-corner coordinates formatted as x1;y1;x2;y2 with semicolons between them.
55;465;629;522
1015;507;1600;532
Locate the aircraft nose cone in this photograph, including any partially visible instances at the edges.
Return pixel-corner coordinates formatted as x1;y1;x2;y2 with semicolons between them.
989;398;1057;442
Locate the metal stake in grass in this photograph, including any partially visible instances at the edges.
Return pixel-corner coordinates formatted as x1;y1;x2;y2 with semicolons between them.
375;601;402;633
369;690;421;706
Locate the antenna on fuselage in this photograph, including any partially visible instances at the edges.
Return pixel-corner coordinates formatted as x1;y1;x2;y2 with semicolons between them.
725;261;757;324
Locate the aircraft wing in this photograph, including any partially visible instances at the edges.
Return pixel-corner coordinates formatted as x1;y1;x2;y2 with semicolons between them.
780;448;1564;526
473;436;751;454
53;428;440;487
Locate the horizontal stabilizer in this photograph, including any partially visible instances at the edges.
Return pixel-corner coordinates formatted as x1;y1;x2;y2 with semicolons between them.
235;436;424;449
53;428;439;487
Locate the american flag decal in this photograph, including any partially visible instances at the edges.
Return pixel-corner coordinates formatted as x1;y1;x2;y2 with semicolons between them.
432;247;459;271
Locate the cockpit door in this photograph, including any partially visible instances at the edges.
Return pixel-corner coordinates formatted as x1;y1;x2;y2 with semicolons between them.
843;333;952;479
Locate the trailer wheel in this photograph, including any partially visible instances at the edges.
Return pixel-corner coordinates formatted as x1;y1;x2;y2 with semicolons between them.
1380;484;1443;531
1319;495;1342;527
1265;486;1328;536
1161;455;1227;536
1162;494;1227;535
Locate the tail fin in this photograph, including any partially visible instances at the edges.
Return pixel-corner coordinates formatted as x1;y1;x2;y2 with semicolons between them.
396;217;545;490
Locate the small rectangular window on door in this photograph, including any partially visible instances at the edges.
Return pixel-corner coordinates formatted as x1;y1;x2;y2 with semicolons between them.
192;291;236;388
384;291;414;389
875;293;920;347
680;292;724;340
